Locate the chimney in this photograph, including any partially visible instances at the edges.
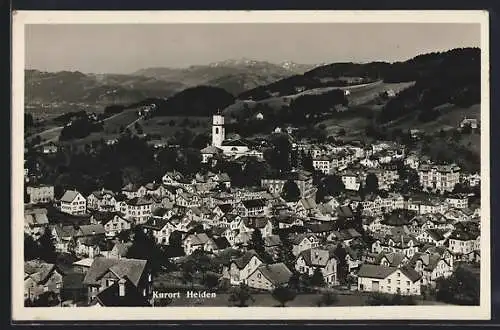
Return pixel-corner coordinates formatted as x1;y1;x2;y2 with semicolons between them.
118;278;126;297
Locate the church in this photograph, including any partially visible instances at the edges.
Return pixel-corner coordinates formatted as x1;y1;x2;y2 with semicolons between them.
200;111;262;163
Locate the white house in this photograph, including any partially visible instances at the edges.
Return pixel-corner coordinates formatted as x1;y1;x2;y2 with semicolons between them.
60;190;87;215
357;264;422;296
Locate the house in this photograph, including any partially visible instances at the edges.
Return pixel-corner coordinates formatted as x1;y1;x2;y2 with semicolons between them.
106;242;133;259
255;112;264;120
408;252;453;287
418;163;461;193
121;183;147;199
243;217;274;238
96;212;131;238
73;224;107;258
372;233;420;258
459;117;479;129
143;217;175;245
294;197;318;217
51;224;79;253
223;250;263;285
375;252;409;268
357;264;422;296
313;157;333;175
445;194;469;209
246;263;293;291
290;233;320;256
24;208;49;238
417;228;448;247
176;191;201;208
264;235;282;259
341;172;362;191
200;145;223;163
83;257;152;305
26;184;54;204
87;189;117;212
90;277;151;307
261;171;314;198
24;260;63;303
327;228;362;246
182;233;217;255
144;182;165;198
237;199;268;217
125;197;152;224
295;248;339;286
162;171;186;186
42;142;58;154
60;190;87;215
448;230;480;261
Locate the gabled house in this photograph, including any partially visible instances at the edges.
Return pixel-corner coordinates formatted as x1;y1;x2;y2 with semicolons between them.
121;183;147;199
408;252;453;287
144;182;165;198
142;217;175;245
236;199;268;217
417;228;449;246
242;217;273;238
24;260;63;303
26;184;55;205
83;257;152;305
182;233;217;255
448;230;480;262
24;208;49;239
290;233;320;256
125;197;152;224
90;277;151;307
246;263;293;291
60;190;87;215
375;252;409;268
162;171;185;186
264;234;282;259
92;212;131;238
357;264;422;296
295;248;339;286
223;250;263;285
87;189;117;212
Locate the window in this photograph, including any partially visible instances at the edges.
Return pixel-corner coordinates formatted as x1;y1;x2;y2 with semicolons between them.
215;127;219;135
388;279;391;284
397;272;400;277
257;273;261;279
406;281;410;286
397;280;400;285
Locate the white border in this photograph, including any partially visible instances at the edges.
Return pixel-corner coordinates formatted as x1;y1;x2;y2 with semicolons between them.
12;10;490;321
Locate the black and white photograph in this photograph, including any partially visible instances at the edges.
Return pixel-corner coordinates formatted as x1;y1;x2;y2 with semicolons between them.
12;10;490;321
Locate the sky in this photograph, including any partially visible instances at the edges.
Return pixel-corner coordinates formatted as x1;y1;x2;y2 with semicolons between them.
25;23;481;74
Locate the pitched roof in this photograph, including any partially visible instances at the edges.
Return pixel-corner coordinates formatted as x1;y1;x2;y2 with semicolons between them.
201;145;223;154
357;264;397;279
126;197;152;206
300;198;317;211
25;213;49;226
376;252;407;267
143;217;170;231
242;199;267;209
337;206;354;218
83;257;148;287
60;190;81;203
217;203;234;214
255;263;293;286
243;217;269;229
185;233;211;246
77;224;106;237
233;250;261;269
24;260;59;284
93;278;151;307
213;237;230;250
297;248;336;268
400;266;422;282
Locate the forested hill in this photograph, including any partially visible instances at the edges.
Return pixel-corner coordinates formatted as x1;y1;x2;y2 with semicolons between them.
237;47;480;103
135;86;236;117
377;47;480;123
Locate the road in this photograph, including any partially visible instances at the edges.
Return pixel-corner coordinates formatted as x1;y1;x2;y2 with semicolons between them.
29;110;138;147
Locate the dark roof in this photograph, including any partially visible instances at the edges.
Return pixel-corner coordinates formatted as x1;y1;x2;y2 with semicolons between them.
213;237;231;250
243;217;269;229
381;211;414;226
217;203;234;214
143;217;170;231
336;206;354;218
297;248;336;268
256;263;292;286
400;266;422;282
449;230;479;241
357;264;397;279
306;222;335;233
375;252;407;267
232;250;261;269
83;257;148;287
242;199;267;209
127;197;152;206
62;272;85;290
93;278;151;307
264;235;282;247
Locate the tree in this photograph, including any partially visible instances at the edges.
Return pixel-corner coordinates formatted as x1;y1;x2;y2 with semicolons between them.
38;229;56;263
353;203;364;233
228;283;255;307
324;174;345;196
281;180;301;202
435;266;480;305
203;273;220;290
169;119;176;127
316;292;339;307
250;229;265;255
271;286;297;307
333;243;349;285
301;152;314;171
365;173;379;194
311;267;326;287
24;234;39;261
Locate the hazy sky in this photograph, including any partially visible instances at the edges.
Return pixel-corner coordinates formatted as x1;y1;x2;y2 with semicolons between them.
25;23;481;74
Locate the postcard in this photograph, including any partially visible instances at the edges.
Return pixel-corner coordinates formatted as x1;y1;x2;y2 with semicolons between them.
12;10;490;321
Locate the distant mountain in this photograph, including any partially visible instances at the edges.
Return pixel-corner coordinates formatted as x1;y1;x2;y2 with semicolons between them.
25;69;182;106
133;59;317;95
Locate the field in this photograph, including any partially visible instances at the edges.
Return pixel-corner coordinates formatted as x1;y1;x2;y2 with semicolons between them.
139;116;211;137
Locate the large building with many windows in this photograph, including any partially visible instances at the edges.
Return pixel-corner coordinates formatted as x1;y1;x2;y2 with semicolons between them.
418;163;461;193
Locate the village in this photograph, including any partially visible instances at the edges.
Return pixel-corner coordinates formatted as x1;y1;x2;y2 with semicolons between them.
23;109;481;307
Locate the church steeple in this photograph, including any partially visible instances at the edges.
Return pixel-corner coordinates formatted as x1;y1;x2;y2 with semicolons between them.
212;111;225;147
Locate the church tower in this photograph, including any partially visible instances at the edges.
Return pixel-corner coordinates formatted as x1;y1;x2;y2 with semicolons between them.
212;111;225;147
